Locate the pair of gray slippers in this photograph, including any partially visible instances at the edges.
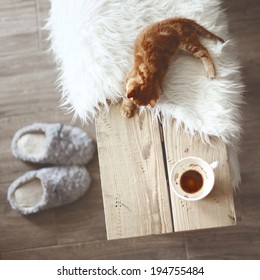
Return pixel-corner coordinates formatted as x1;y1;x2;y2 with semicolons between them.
8;123;95;215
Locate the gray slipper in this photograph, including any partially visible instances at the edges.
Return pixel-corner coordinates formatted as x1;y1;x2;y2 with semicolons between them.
7;166;90;215
12;123;95;166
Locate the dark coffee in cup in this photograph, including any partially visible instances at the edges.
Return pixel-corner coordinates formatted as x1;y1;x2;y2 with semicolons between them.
180;169;203;194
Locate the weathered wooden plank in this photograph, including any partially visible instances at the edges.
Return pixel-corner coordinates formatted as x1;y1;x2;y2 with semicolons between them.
96;105;173;239
163;119;236;232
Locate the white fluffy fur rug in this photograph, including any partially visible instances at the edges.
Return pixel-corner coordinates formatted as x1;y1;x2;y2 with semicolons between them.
46;0;244;188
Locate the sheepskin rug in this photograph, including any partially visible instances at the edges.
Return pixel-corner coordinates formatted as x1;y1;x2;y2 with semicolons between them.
46;0;244;188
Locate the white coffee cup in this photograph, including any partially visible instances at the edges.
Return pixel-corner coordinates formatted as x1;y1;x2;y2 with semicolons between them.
169;156;218;201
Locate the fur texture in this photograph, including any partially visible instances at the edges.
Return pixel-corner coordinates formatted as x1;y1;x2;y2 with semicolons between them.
46;0;244;188
12;123;95;165
8;166;90;215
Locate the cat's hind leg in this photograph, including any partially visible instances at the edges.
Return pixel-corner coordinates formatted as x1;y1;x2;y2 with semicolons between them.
180;36;216;79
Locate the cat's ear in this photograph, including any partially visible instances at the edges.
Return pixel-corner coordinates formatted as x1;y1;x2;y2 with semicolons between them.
149;99;156;108
127;89;135;99
127;86;140;99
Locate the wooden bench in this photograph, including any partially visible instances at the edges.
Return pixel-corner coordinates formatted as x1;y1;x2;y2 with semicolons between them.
96;104;236;240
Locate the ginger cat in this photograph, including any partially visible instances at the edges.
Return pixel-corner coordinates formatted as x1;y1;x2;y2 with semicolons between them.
121;18;224;118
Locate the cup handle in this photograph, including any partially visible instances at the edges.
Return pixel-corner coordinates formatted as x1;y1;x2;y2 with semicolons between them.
210;161;218;170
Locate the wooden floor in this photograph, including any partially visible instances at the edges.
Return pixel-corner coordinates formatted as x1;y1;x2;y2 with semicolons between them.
0;0;259;259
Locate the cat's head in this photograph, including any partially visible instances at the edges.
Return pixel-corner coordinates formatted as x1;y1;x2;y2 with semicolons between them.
127;86;157;107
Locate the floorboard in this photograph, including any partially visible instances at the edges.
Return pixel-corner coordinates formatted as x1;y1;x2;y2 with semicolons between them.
1;234;186;260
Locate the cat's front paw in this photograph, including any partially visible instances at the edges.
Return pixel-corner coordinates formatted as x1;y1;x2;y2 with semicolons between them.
120;106;134;118
120;100;136;118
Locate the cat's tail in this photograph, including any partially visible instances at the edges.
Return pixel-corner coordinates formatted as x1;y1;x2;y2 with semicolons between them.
188;19;225;43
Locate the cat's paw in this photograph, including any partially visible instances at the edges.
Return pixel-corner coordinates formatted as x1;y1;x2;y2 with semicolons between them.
206;64;216;79
120;101;136;118
121;106;134;118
